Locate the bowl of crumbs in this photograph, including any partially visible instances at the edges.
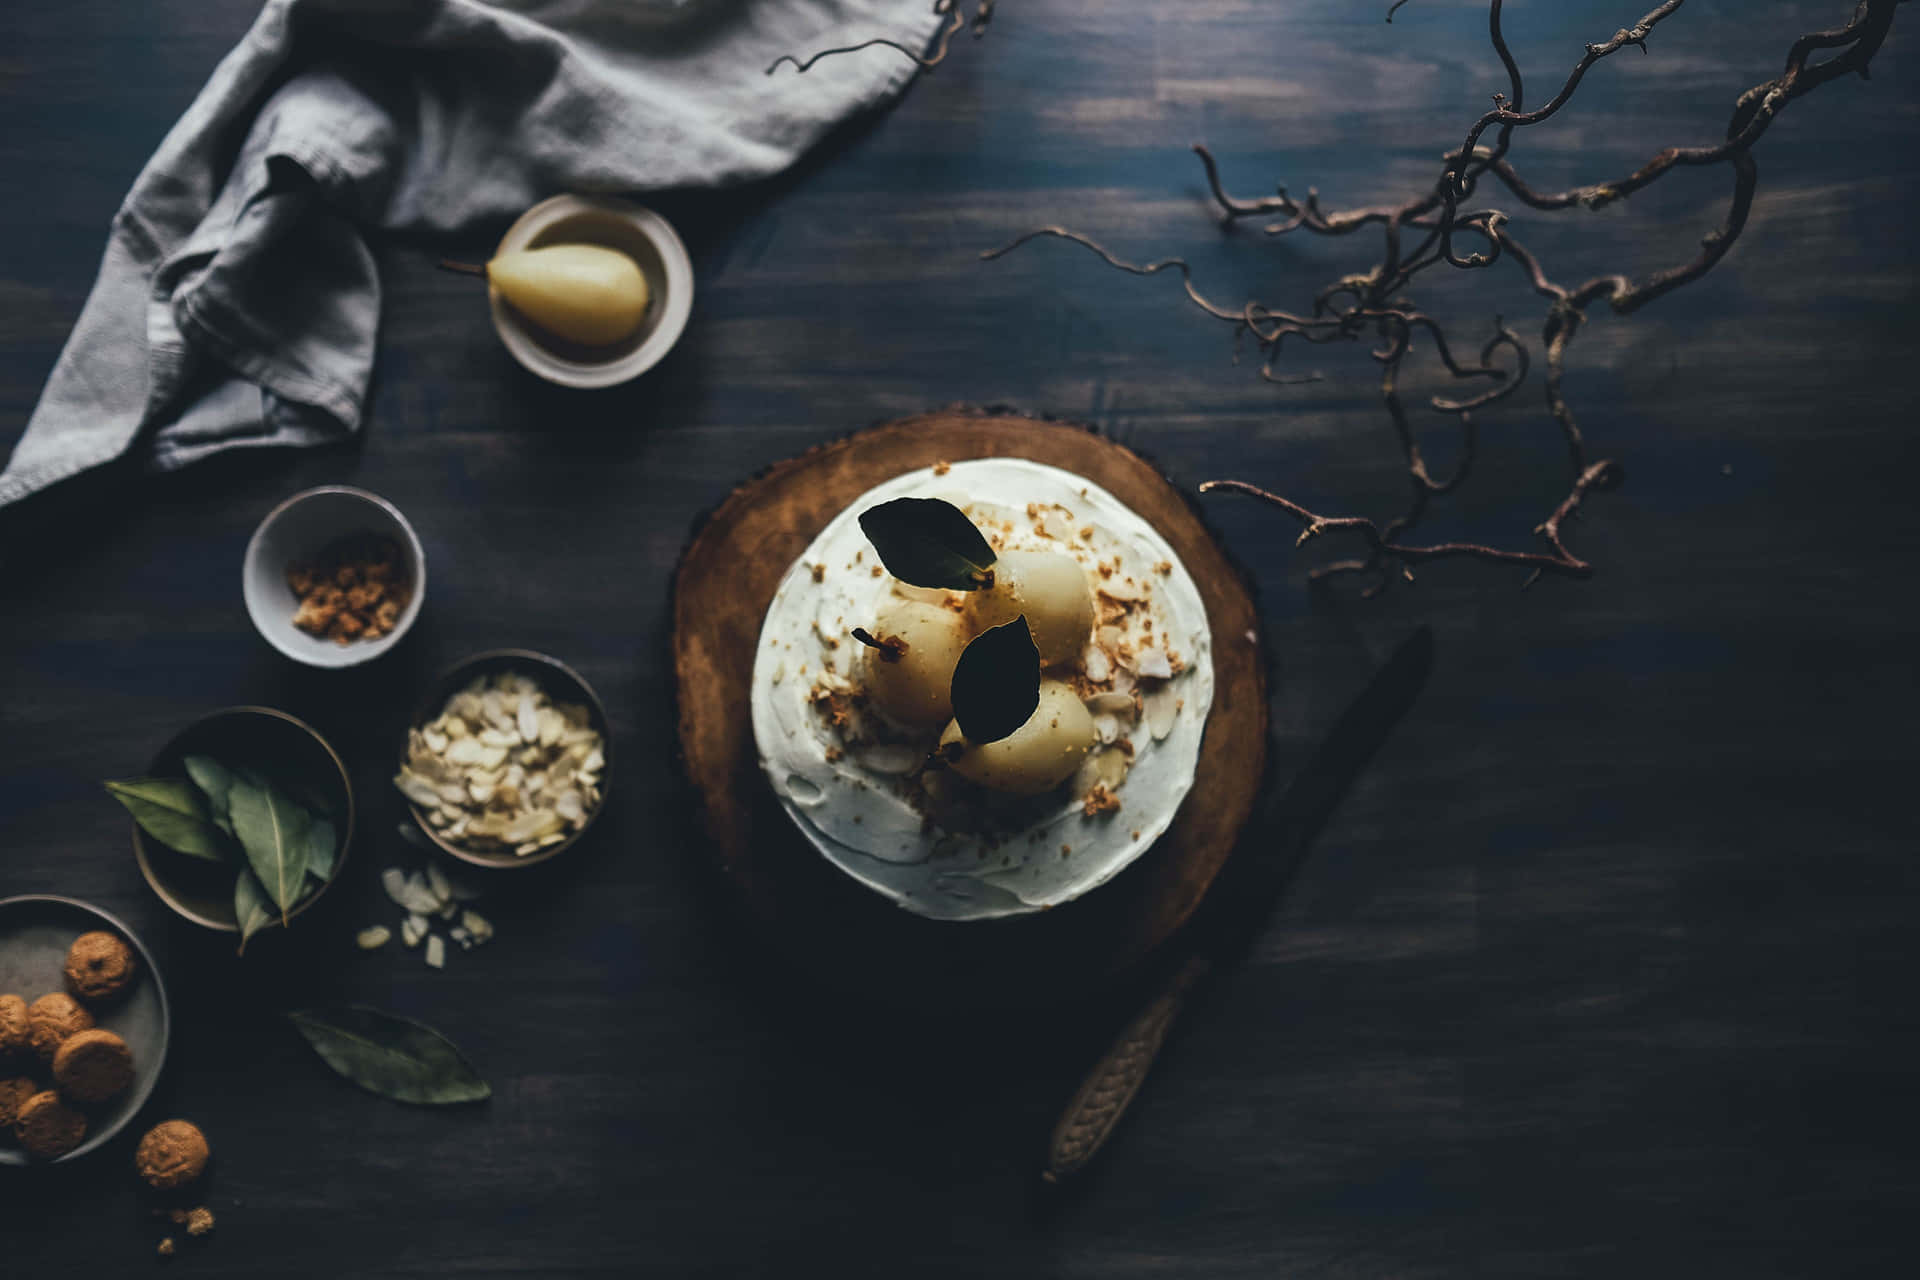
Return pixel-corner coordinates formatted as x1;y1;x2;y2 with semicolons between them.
243;486;425;668
396;650;610;869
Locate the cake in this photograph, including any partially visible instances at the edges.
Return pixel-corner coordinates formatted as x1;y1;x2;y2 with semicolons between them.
749;458;1214;920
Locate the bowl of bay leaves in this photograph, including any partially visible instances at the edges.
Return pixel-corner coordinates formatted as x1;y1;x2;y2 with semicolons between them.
112;707;354;950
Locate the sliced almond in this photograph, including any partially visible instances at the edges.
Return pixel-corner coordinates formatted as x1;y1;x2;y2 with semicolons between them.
1133;648;1174;680
1083;645;1112;684
461;910;494;944
355;926;392;950
1143;683;1179;741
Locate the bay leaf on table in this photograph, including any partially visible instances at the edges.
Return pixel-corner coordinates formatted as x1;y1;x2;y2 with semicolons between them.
287;1006;491;1106
182;754;238;835
234;867;276;954
227;774;311;922
104;777;230;861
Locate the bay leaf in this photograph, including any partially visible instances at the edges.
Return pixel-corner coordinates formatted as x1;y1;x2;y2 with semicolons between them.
182;755;238;835
104;777;230;862
950;615;1041;744
858;497;997;591
234;868;275;955
305;816;338;882
287;1006;491;1106
228;775;311;923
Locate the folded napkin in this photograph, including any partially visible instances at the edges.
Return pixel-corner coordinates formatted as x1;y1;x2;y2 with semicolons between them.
0;0;944;508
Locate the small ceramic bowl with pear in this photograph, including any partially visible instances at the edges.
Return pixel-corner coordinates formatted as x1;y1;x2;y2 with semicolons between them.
457;194;694;390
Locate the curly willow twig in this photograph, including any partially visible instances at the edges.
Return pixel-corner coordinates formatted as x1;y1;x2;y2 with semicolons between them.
974;0;1903;593
766;0;995;76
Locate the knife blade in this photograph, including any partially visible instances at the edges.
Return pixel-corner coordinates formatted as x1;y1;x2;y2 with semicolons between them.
1042;624;1435;1184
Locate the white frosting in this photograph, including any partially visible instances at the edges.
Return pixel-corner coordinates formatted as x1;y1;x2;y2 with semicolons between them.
749;459;1214;921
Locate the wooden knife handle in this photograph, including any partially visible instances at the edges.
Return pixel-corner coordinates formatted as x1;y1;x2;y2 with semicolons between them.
1043;951;1212;1184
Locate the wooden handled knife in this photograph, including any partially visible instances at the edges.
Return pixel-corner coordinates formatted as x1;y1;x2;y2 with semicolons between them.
1043;625;1435;1184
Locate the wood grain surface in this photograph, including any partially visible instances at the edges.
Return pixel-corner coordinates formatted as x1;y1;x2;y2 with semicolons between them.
672;411;1266;996
2;2;1918;1276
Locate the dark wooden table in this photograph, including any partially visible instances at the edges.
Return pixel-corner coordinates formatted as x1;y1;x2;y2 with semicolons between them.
3;2;1917;1274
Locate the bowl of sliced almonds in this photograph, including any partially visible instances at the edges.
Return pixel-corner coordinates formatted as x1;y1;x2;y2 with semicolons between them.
395;650;610;869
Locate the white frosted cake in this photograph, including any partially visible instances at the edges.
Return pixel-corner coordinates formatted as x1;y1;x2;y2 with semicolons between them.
749;458;1214;921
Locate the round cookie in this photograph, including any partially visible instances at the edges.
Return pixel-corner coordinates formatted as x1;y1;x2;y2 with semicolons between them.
52;1028;135;1104
26;992;93;1064
0;1075;37;1128
64;931;138;1003
136;1120;210;1190
0;993;29;1057
15;1089;87;1159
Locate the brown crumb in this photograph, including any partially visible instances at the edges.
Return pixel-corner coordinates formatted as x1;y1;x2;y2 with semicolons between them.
1078;525;1095;541
1081;784;1121;818
931;460;951;476
1060;843;1072;856
870;564;883;577
289;533;407;645
810;562;826;582
823;746;843;763
185;1207;215;1238
1154;559;1173;575
1131;829;1141;841
809;685;856;731
158;1238;176;1258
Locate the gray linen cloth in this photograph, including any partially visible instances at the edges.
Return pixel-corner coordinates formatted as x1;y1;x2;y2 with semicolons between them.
0;0;944;508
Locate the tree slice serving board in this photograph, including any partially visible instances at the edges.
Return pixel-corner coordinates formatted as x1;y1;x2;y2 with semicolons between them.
672;411;1266;1001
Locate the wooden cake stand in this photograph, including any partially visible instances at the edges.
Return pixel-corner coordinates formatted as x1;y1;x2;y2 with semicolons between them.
672;411;1267;1001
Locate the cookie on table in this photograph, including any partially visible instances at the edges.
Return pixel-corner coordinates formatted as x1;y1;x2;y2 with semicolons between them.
135;1120;210;1190
26;992;93;1064
52;1028;134;1105
15;1090;86;1159
64;931;138;1004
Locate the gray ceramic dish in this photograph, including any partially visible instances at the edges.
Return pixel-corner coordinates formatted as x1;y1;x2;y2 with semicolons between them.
130;707;355;932
242;486;427;668
0;895;170;1166
402;649;611;870
488;194;694;389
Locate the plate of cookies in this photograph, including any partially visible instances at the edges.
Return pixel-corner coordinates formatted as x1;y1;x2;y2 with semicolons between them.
0;895;169;1164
